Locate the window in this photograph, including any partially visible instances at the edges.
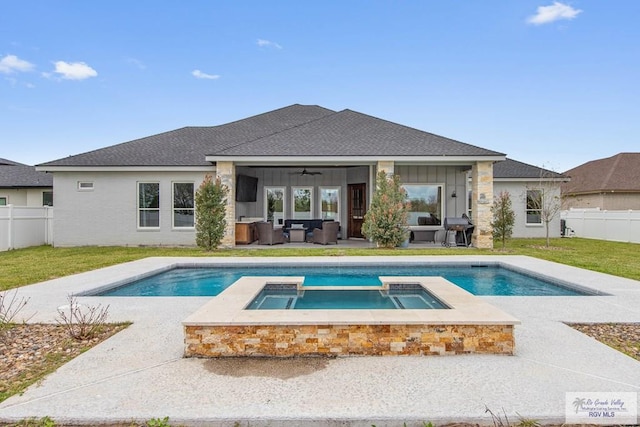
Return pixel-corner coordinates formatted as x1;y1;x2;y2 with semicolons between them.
292;187;313;219
0;197;6;206
402;184;443;226
138;182;160;228
173;182;194;228
526;189;543;224
42;191;53;207
78;182;94;191
264;187;285;225
319;187;340;221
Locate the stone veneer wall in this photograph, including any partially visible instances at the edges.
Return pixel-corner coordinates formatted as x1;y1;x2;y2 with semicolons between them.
216;161;236;248
471;161;494;249
184;324;514;357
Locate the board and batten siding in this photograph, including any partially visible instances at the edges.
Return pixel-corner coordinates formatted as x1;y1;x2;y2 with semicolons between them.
395;165;470;219
234;166;353;230
52;171;210;247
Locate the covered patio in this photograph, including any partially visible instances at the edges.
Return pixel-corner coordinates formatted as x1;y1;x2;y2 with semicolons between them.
215;160;497;249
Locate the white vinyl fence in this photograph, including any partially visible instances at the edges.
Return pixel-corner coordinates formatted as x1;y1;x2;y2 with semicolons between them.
561;208;640;244
0;205;54;251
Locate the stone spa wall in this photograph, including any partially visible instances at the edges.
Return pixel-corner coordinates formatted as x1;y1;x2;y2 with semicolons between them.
184;323;515;357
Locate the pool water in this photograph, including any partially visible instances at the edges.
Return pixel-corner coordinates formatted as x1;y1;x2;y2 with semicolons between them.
97;264;588;297
246;284;448;310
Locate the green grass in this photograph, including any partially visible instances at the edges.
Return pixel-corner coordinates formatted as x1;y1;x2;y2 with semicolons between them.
0;238;638;291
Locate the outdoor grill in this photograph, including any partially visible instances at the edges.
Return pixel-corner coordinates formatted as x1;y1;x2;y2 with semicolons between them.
443;217;474;247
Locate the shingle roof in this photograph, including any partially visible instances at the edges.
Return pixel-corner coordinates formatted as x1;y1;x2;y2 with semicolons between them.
0;165;53;188
39;105;335;167
39;105;504;167
213;109;503;157
493;158;567;179
0;158;26;166
562;153;640;194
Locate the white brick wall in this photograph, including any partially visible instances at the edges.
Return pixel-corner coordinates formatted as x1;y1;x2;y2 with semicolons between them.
53;170;212;247
494;181;562;238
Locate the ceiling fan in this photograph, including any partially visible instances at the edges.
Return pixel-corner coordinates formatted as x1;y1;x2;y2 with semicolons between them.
288;168;322;176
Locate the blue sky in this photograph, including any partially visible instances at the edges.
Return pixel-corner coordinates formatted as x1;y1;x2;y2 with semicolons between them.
2;1;638;172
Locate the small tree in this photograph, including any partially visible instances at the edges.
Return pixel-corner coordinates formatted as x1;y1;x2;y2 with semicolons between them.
362;171;409;248
526;169;564;247
195;174;229;250
491;191;515;250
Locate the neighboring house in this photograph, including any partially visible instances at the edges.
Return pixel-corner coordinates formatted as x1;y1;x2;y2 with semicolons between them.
493;158;568;238
562;153;640;210
0;158;53;206
37;104;559;248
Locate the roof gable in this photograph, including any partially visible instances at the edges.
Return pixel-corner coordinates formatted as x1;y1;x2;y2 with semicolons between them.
563;153;640;194
212;109;504;157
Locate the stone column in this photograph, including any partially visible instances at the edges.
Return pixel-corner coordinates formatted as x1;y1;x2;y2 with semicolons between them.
471;161;494;249
216;161;236;248
376;160;395;177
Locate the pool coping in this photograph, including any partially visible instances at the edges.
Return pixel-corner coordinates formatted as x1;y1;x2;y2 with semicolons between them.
183;276;521;326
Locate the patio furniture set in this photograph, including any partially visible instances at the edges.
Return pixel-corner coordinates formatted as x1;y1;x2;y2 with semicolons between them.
256;219;340;245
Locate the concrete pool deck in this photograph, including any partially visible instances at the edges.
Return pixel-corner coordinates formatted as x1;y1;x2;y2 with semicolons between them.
1;255;640;426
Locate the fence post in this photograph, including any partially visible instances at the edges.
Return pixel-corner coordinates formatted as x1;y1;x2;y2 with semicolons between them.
45;206;54;246
8;204;14;250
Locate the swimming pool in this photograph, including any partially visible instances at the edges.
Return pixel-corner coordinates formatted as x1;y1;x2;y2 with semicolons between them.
96;263;590;297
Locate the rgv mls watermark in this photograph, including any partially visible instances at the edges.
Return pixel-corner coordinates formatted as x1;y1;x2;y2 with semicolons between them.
566;392;637;425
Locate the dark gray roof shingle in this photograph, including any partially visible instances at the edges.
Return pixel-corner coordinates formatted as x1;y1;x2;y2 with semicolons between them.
493;158;566;179
213;109;503;157
0;165;53;188
0;158;26;166
39;104;504;167
39;105;335;167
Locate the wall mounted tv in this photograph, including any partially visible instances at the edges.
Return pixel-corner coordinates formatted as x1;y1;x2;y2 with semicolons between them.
236;175;258;202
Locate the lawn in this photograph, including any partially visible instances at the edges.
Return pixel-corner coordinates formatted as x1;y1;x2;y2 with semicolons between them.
1;237;638;291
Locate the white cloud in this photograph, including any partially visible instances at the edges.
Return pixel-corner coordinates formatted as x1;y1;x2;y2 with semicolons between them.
52;61;98;80
257;39;283;49
0;54;35;74
126;57;146;70
528;2;582;25
192;69;220;80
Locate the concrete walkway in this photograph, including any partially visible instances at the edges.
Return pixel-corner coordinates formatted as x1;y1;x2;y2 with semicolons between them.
1;256;639;426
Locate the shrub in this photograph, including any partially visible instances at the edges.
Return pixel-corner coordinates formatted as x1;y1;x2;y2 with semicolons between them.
195;174;229;250
0;289;30;344
56;295;110;340
362;171;409;248
491;191;515;250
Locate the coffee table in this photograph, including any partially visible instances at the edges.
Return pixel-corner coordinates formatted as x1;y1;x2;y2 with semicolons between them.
289;228;307;243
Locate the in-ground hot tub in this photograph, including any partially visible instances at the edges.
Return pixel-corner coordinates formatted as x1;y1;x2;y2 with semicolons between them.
246;283;448;310
183;276;520;357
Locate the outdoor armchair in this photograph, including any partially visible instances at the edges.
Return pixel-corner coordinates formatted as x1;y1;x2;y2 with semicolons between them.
312;221;339;245
256;221;286;245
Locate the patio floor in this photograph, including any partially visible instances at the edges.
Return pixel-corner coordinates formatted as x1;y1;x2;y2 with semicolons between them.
236;237;462;249
1;255;639;426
